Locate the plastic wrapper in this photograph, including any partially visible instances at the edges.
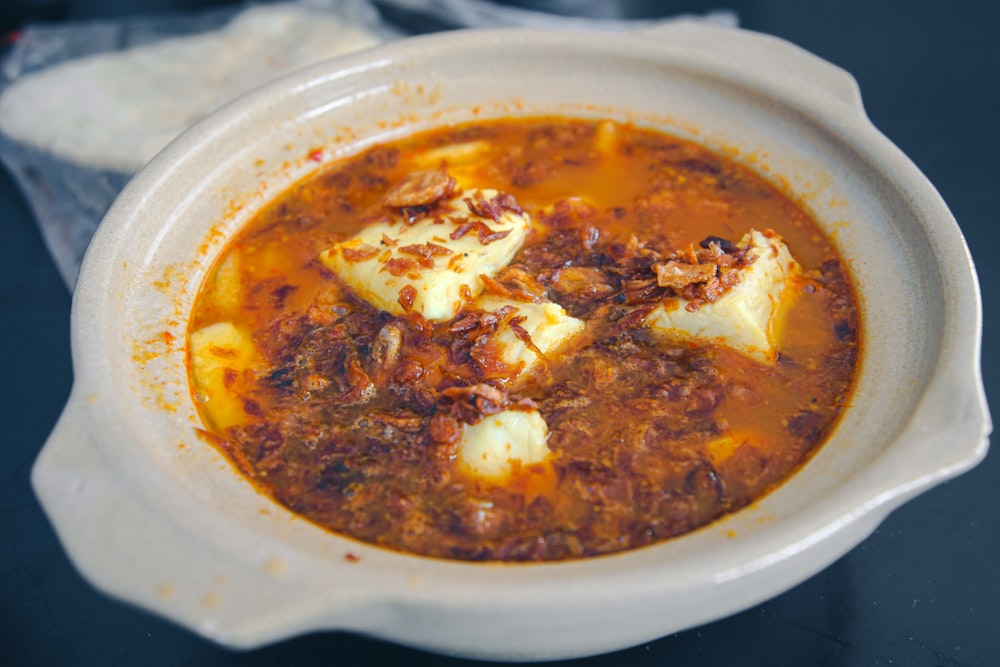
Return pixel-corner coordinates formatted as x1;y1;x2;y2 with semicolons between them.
0;0;397;287
0;0;735;288
376;0;737;31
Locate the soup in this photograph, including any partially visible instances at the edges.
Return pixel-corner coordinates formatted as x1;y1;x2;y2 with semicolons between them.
187;118;859;562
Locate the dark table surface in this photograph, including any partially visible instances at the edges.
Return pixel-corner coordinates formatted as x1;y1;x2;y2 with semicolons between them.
2;1;998;665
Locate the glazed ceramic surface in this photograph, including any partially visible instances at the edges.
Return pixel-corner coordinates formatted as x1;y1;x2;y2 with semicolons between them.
33;21;990;661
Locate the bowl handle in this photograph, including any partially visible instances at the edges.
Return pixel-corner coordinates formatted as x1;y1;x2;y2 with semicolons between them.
33;390;384;648
31;393;198;630
638;19;866;116
31;392;273;647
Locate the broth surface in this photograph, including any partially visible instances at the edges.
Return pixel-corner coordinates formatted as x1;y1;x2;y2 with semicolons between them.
188;118;859;561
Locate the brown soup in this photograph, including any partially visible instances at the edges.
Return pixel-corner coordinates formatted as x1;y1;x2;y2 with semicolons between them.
187;117;860;561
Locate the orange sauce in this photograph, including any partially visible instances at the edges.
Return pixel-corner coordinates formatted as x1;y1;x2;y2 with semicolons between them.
188;118;859;561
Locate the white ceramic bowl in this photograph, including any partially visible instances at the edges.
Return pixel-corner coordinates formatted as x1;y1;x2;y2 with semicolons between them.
33;21;990;661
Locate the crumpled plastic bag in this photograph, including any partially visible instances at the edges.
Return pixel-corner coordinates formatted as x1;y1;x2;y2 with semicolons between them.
0;0;736;289
0;0;396;287
376;0;737;31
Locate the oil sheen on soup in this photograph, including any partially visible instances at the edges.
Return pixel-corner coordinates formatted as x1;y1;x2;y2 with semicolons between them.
187;118;860;562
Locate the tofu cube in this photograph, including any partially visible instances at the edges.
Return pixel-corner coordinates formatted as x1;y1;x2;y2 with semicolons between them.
475;294;585;378
411;140;492;190
188;321;260;430
319;189;530;321
647;230;801;363
457;409;551;482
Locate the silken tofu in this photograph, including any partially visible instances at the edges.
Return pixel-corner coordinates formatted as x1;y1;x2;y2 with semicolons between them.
473;294;585;379
647;230;801;363
457;409;551;482
319;188;531;321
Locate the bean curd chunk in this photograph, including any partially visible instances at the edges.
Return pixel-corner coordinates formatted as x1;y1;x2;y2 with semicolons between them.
319;183;532;322
187;118;859;562
647;229;802;363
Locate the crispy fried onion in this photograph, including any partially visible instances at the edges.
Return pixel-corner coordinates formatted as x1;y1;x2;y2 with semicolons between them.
528;224;755;314
439;382;538;425
383;169;457;208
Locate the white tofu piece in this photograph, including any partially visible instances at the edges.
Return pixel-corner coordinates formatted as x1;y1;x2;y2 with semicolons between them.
457;409;551;482
704;434;751;466
594;120;620;156
188;321;261;430
475;295;584;378
411;141;492;190
647;230;801;363
206;251;243;317
319;189;531;321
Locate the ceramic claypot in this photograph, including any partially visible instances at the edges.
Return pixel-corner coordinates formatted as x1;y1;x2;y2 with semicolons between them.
34;21;990;661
